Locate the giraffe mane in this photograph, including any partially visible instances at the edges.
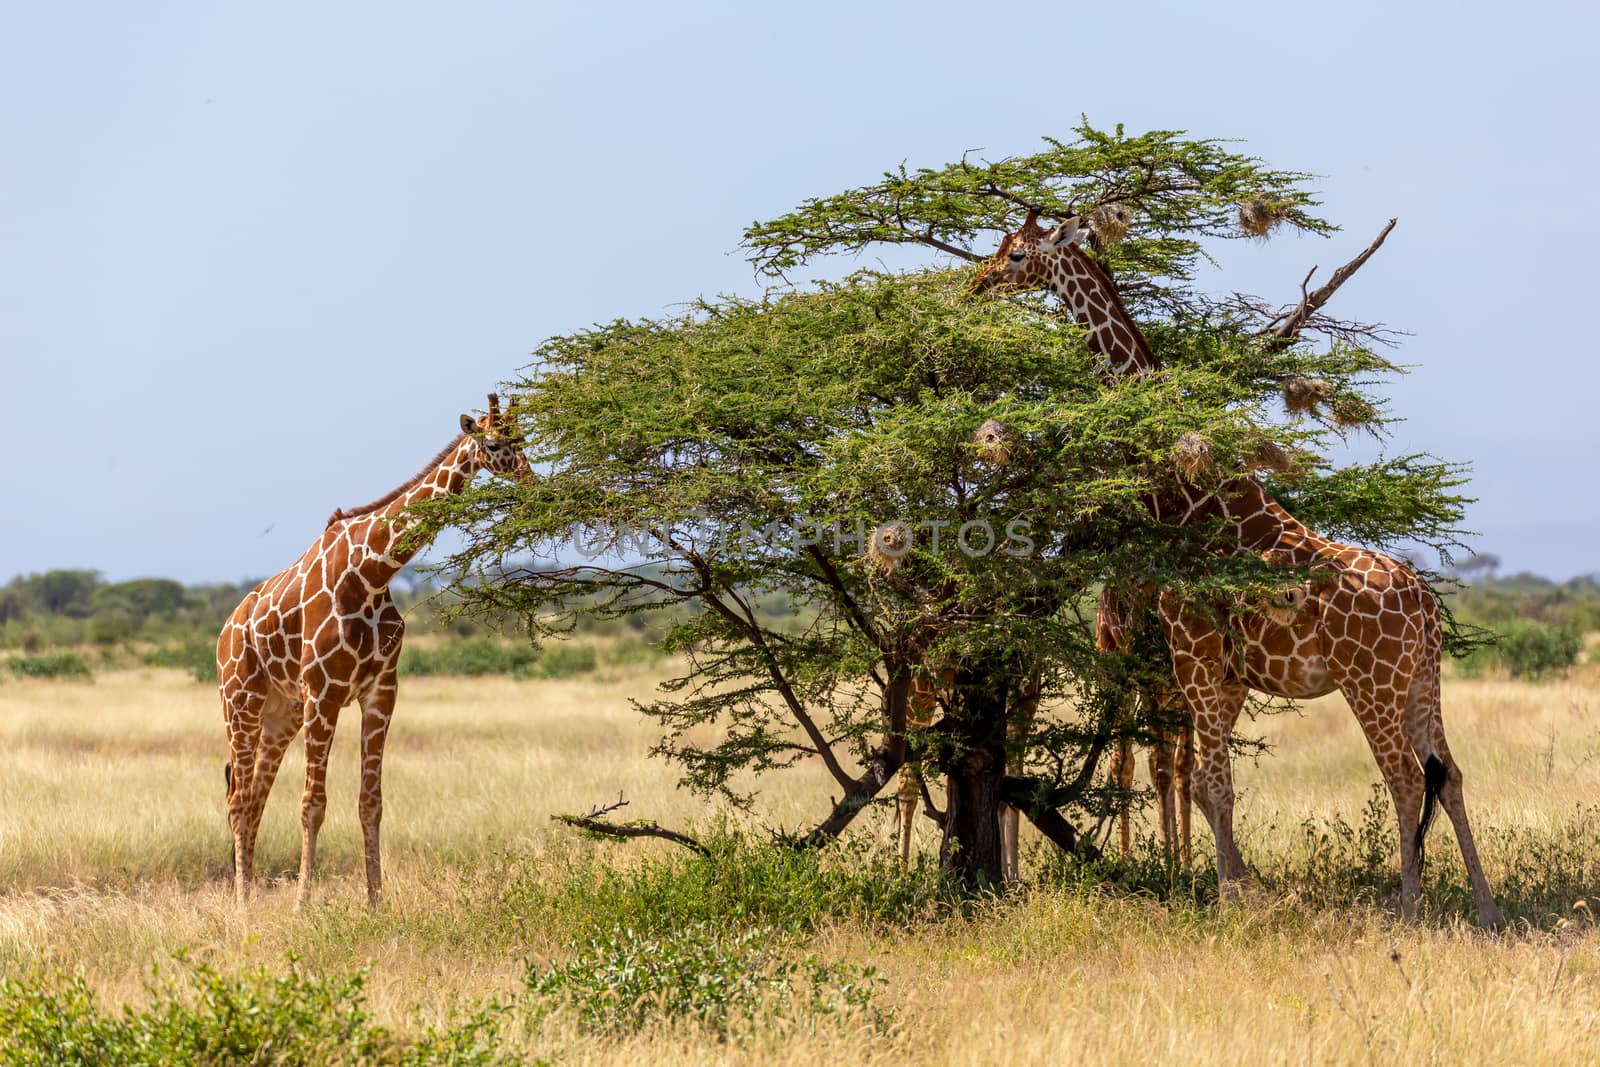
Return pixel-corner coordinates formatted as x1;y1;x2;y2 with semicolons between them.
326;434;469;526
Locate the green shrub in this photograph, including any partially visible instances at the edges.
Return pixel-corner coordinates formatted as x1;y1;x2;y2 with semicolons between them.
603;638;662;667
399;639;539;678
398;639;599;679
1454;619;1581;680
6;652;92;681
141;640;218;684
501;834;949;941
525;922;882;1037
0;957;520;1066
530;643;595;678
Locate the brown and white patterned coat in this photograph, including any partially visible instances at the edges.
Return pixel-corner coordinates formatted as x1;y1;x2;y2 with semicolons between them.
218;395;529;909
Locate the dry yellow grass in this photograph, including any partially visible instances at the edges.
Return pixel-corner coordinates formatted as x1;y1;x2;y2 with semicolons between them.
1;663;1598;1064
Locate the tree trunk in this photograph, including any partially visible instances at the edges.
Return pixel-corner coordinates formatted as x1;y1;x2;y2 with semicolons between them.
935;666;1010;888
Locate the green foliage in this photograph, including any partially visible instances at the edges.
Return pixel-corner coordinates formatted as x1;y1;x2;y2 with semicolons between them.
1454;619;1582;680
385;127;1474;872
1452;571;1600;633
397;639;597;679
741;120;1331;311
6;652;93;681
525;923;883;1038
141;640;219;684
399;639;539;678
500;835;950;941
533;643;596;678
0;959;393;1066
1042;788;1600;926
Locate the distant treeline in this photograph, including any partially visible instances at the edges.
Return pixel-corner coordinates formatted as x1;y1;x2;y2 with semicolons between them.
0;565;1593;681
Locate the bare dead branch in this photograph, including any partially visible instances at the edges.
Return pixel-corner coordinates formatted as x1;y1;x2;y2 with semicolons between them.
1264;218;1398;347
554;793;711;857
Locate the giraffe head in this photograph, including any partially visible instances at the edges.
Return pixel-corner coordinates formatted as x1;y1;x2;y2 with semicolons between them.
970;210;1093;295
459;393;533;482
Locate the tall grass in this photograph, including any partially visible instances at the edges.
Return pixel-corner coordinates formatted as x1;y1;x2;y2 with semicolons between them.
0;666;1598;1064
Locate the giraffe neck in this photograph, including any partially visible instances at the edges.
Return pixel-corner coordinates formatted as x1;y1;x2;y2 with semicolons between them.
1041;255;1317;556
341;437;482;585
1154;478;1329;564
1044;246;1159;376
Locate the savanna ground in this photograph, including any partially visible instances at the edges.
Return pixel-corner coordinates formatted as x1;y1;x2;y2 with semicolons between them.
1;655;1598;1064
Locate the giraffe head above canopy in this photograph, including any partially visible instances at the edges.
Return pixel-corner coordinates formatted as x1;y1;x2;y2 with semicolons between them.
459;392;533;481
970;209;1099;295
971;206;1157;376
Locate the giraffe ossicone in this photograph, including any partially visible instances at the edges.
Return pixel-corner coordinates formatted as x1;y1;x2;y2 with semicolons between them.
218;393;532;910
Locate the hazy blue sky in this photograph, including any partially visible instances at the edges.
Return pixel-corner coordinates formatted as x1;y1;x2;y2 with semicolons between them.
3;0;1596;584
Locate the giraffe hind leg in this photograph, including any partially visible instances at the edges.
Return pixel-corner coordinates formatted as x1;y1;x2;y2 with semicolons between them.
1404;664;1502;926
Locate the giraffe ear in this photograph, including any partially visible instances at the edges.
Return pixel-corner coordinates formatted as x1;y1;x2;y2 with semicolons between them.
1044;218;1086;248
460;413;477;435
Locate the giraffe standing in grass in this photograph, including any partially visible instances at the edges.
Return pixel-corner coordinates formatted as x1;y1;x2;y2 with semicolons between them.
218;395;530;909
972;216;1500;924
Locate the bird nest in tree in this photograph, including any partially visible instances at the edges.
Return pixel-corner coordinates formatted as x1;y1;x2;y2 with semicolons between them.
1173;431;1218;482
1087;203;1131;244
1281;377;1332;416
1330;395;1378;429
1245;439;1296;474
971;418;1014;466
866;521;912;574
1238;198;1291;238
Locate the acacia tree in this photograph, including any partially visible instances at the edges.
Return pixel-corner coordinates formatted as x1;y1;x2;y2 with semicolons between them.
423;123;1471;886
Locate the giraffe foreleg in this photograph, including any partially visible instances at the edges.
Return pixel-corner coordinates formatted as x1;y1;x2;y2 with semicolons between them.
1176;723;1194;868
999;676;1039;883
223;686;267;907
1114;738;1135;860
897;674;939;864
357;671;397;910
240;697;301;878
1166;648;1248;886
295;686;347;910
1148;731;1177;863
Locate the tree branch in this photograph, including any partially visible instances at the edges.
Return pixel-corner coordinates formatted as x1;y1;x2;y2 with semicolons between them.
1000;776;1103;861
676;545;855;791
1264;218;1397;348
554;793;711;857
781;674;914;848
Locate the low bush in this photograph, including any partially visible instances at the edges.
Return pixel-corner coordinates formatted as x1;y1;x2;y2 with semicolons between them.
530;643;595;678
500;833;950;942
0;959;396;1066
525;922;883;1037
141;640;218;684
398;639;597;679
6;652;93;681
399;639;539;678
1454;619;1581;679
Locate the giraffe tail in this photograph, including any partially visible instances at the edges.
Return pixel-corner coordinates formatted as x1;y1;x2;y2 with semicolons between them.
1415;754;1447;862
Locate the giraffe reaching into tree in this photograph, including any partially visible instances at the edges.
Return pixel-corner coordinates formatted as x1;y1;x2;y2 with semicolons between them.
972;216;1500;924
218;394;531;909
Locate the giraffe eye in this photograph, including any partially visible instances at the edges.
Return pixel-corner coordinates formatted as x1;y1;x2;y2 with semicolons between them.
1008;252;1025;263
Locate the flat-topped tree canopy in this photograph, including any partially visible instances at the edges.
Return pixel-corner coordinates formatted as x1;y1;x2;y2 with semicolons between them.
743;121;1329;310
743;120;1395;351
418;127;1476;886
